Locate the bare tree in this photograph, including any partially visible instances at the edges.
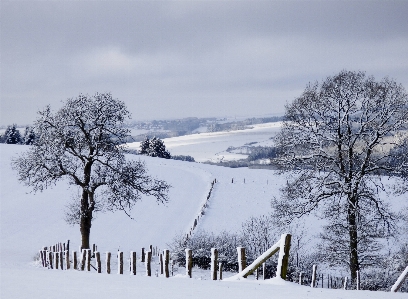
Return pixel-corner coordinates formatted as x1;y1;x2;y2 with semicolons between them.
273;70;408;281
13;93;170;249
241;215;277;257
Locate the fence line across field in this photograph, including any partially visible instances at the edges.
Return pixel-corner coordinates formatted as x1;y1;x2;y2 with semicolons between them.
37;237;408;293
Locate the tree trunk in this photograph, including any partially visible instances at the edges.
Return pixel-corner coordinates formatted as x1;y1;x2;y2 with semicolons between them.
80;190;93;249
348;200;359;282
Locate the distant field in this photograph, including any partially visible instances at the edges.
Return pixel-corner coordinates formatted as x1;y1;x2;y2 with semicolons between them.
127;122;282;162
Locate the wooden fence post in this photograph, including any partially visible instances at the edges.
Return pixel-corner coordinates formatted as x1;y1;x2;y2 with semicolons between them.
40;250;45;267
141;248;145;262
211;248;218;280
321;274;324;288
263;262;266;280
164;249;170;278
73;251;77;270
65;250;70;270
356;270;360;290
44;249;48;267
95;252;101;273
48;251;53;269
59;251;64;270
185;249;192;278
343;277;348;290
311;265;317;287
118;251;123;274
160;253;163;275
131;251;136;275
86;249;91;271
391;266;408;292
276;234;291;280
66;240;70;252
237;247;246;273
106;252;111;274
146;251;152;276
299;272;303;285
219;262;223;280
81;249;86;271
55;252;59;269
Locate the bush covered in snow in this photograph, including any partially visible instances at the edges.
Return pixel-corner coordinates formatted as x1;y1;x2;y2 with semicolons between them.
171;155;195;162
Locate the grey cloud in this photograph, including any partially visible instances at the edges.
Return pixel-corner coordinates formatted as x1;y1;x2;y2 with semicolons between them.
1;1;408;125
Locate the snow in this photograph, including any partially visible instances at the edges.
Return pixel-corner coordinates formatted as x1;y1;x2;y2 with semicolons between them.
1;144;407;298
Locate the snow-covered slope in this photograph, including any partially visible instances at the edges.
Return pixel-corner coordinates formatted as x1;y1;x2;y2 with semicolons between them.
127;122;282;162
1;144;406;298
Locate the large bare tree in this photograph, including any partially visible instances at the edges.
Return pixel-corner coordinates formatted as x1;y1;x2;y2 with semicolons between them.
273;70;408;281
13;93;170;249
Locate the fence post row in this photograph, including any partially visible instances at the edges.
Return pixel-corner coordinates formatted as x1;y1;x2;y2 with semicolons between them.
211;248;218;280
185;248;192;278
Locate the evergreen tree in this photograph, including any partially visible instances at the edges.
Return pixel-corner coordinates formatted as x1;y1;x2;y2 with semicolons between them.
139;137;151;155
23;126;36;145
4;124;22;144
139;136;171;159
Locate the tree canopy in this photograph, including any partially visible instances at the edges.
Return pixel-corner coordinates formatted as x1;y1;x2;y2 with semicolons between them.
273;70;408;281
13;93;170;248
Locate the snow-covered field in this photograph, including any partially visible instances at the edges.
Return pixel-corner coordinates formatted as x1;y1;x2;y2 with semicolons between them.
128;122;282;162
1;144;407;298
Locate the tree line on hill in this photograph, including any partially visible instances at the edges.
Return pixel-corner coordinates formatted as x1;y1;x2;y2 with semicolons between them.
0;124;36;145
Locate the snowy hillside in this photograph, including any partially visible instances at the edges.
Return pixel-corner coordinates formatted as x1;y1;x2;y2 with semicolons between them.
1;144;407;298
127;122;282;162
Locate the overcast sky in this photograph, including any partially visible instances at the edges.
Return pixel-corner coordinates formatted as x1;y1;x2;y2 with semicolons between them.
1;1;407;126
